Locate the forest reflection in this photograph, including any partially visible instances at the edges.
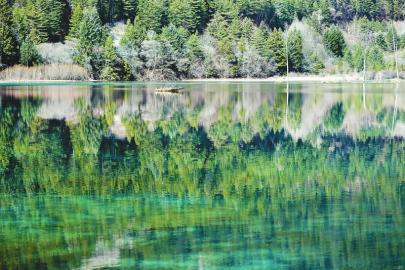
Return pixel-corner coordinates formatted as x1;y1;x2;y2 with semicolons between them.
0;82;404;270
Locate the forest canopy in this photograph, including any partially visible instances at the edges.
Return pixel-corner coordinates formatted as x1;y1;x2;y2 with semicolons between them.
0;0;404;80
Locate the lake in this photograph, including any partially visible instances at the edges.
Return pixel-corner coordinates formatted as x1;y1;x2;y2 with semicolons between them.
0;82;404;269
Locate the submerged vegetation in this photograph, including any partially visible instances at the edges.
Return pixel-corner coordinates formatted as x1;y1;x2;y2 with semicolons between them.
0;0;404;80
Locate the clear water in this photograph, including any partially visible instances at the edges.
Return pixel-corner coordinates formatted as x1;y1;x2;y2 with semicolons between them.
0;82;404;269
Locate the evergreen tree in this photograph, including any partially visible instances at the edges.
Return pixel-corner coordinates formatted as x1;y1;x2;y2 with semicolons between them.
237;0;277;26
121;17;147;48
273;0;295;26
316;0;332;25
323;26;346;57
33;0;68;42
136;0;168;33
186;33;204;60
96;0;123;24
0;0;18;65
68;4;83;39
366;45;384;71
100;36;121;80
160;24;188;55
168;0;207;33
351;45;365;71
351;0;378;18
123;0;136;21
268;28;286;73
74;8;106;66
287;28;303;71
20;37;42;66
207;12;229;40
252;22;270;58
209;0;239;20
228;17;254;40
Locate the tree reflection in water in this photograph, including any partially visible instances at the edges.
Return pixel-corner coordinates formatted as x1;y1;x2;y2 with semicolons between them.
0;82;404;269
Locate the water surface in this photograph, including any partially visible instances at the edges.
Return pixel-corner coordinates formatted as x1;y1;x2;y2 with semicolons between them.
0;82;404;269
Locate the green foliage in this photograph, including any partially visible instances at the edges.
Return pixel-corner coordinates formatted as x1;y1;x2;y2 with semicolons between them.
316;0;332;25
123;0;136;21
160;24;188;55
0;108;15;173
186;33;204;59
251;22;270;58
237;0;277;26
384;26;399;52
366;45;385;71
209;0;239;20
273;0;295;26
135;0;168;33
14;0;69;43
351;0;378;18
324;102;344;132
323;26;346;57
268;28;286;73
350;45;365;71
69;100;108;157
0;0;18;65
100;36;121;81
207;12;229;40
68;4;83;39
308;53;324;74
346;44;385;72
19;37;42;66
287;28;303;72
121;18;145;48
168;0;207;33
2;0;403;79
74;8;106;66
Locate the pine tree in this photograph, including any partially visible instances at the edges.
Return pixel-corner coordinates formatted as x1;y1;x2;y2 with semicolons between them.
136;0;168;33
272;0;295;26
100;36;120;80
96;0;123;24
20;37;42;66
68;4;84;39
287;28;303;72
317;0;332;25
251;22;270;58
237;0;277;26
0;0;18;65
168;0;207;33
33;0;67;42
186;33;204;59
123;0;137;21
160;24;188;55
323;26;346;57
207;12;229;40
268;28;286;73
121;18;146;48
74;7;106;65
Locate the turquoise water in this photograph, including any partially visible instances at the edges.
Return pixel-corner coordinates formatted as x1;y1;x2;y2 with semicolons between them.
0;82;404;269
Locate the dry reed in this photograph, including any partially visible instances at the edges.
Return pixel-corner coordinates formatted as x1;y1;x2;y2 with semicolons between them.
0;64;90;81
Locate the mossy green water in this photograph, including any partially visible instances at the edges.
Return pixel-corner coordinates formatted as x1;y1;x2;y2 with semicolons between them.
0;82;404;269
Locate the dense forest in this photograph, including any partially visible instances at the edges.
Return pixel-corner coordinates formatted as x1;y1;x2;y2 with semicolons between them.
0;0;405;80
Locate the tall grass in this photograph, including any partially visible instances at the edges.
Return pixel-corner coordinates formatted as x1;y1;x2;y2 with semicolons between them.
0;64;90;81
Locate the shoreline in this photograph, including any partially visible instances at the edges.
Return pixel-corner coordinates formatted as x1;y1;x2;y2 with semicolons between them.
0;74;403;85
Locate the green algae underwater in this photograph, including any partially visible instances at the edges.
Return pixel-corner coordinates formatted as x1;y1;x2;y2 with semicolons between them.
0;82;404;269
